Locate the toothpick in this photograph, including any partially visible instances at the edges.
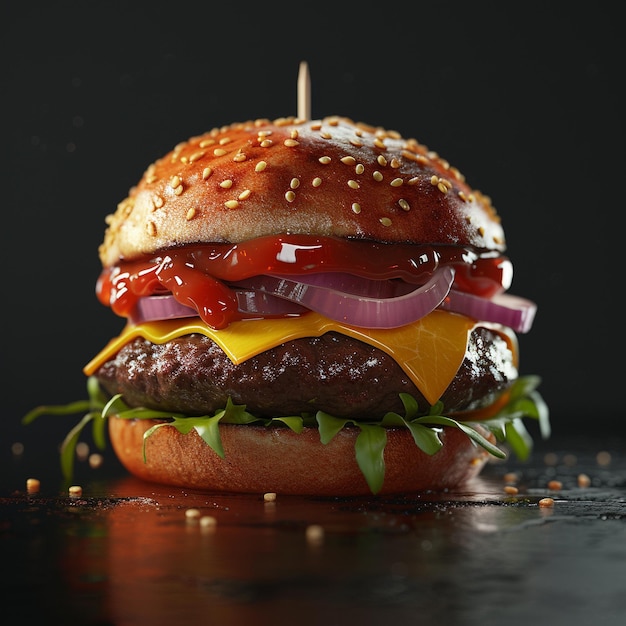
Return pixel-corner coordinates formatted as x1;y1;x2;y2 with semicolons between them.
297;61;311;121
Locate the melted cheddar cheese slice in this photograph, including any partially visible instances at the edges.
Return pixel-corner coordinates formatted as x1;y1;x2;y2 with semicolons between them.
84;311;515;406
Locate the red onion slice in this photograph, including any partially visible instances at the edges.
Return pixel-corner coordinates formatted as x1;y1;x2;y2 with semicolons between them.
131;294;198;324
442;290;537;333
130;291;307;325
234;267;455;329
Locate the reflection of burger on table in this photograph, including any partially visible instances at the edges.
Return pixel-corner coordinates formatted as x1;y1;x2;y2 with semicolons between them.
26;65;548;495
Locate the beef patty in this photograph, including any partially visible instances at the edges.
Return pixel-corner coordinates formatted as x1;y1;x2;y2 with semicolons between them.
95;328;517;420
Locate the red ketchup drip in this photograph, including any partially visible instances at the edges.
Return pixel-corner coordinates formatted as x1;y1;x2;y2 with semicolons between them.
95;235;510;330
156;256;238;329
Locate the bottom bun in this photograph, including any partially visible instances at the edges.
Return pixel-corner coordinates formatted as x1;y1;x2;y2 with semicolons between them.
108;418;492;496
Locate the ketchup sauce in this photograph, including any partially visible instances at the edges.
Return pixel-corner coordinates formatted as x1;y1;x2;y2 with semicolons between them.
96;235;511;330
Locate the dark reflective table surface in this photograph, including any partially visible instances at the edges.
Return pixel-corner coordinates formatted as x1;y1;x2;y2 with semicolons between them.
2;428;625;626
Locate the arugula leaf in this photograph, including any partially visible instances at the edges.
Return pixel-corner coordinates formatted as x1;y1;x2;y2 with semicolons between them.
354;424;387;495
417;414;506;459
59;412;97;480
316;412;351;444
504;418;533;462
381;410;443;455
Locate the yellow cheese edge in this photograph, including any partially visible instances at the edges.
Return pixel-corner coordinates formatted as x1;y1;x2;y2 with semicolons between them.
84;311;516;406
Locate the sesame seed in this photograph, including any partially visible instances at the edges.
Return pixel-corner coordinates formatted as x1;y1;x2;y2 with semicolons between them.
255;161;268;172
407;177;419;185
377;155;388;167
264;492;277;502
349;138;363;147
26;478;40;493
69;485;83;498
351;202;361;214
170;175;181;188
458;191;468;202
213;148;227;156
347;180;360;189
538;497;555;508
402;150;421;163
379;217;392;226
577;473;591;488
374;138;386;149
76;442;89;461
355;163;364;175
390;177;403;187
451;166;464;181
200;515;217;528
224;200;239;209
185;508;201;519
305;524;325;545
260;139;273;148
312;177;322;187
372;171;383;182
284;139;299;147
238;189;251;200
233;151;247;162
547;480;563;491
320;131;332;139
398;199;410;211
340;156;356;165
430;175;440;186
290;178;300;189
173;185;183;196
504;485;519;495
319;156;332;165
188;150;206;163
186;208;196;220
437;182;449;194
220;179;233;189
89;453;103;469
202;167;213;179
199;138;216;148
285;190;296;202
290;129;299;139
390;158;401;169
146;221;157;236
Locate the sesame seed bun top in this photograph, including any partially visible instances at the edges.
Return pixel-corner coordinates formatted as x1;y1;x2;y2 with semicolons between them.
99;116;506;267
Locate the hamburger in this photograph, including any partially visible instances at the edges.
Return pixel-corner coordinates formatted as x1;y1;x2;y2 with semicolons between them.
25;113;548;496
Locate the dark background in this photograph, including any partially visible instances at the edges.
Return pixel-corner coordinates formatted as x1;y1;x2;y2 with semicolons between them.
3;2;624;449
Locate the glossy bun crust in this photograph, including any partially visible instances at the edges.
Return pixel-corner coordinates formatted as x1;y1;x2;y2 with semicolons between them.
108;417;491;496
99;116;505;266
